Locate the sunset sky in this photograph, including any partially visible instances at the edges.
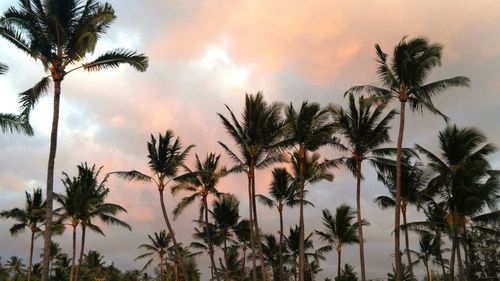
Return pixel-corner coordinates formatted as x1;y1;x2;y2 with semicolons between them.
1;1;499;279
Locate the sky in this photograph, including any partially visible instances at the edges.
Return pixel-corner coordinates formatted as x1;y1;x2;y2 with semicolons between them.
1;0;499;280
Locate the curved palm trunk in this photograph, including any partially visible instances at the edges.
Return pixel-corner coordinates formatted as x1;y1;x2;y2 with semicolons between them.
41;80;61;281
27;230;35;281
75;224;86;281
250;166;268;281
70;225;77;281
355;160;366;281
247;174;257;281
394;100;406;281
278;207;285;281
158;189;189;281
298;147;306;281
402;205;413;275
337;249;342;278
449;236;457;281
204;197;219;281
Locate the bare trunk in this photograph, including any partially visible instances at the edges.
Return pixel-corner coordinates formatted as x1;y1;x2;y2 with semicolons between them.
204;196;219;281
158;189;189;281
356;160;366;281
425;263;431;281
402;205;413;275
250;166;268;281
247;173;257;281
337;249;341;278
456;240;464;281
241;246;247;281
75;225;86;281
41;79;61;281
394;100;406;281
70;225;77;281
278;208;285;281
28;230;35;281
160;253;164;281
449;236;457;281
298;147;306;281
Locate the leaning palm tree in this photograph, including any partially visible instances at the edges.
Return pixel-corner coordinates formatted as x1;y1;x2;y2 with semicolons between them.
172;153;229;281
135;230;171;281
315;204;361;277
218;92;284;281
256;168;302;281
346;36;470;280
282;101;335;281
330;93;396;281
114;131;194;280
416;125;499;281
0;2;148;277
0;188;45;281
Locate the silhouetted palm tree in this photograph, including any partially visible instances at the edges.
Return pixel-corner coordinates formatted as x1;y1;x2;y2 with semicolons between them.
6;256;26;281
135;230;171;280
218;92;284;281
1;188;45;281
346;37;470;280
114;131;194;280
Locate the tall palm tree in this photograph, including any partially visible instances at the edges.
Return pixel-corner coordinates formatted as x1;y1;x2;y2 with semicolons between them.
256;167;302;281
218;92;284;281
330;93;396;281
57;163;131;281
315;204;361;277
0;2;148;277
283;101;335;281
346;36;470;280
416;125;499;281
114;131;194;280
172;153;229;281
135;230;171;281
0;188;45;281
375;155;429;273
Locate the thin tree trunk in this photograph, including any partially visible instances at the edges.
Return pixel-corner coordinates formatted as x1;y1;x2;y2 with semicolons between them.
449;236;457;281
425;263;431;281
355;160;366;281
75;225;86;281
337;249;341;278
224;237;228;265
41;80;61;281
241;246;247;281
402;205;413;275
204;196;219;281
160;253;164;281
70;225;77;281
456;240;464;281
394;100;406;281
298;147;306;281
28;230;35;281
250;166;268;281
158;189;189;281
278;208;285;281
247;173;257;281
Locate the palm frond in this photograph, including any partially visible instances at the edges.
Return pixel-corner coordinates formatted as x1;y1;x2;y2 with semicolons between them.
83;49;148;72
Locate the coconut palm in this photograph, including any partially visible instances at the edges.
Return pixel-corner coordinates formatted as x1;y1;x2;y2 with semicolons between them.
0;188;45;281
135;230;171;281
81;250;106;281
284;225;317;281
330;93;396;281
218;92;284;281
172;153;229;280
346;36;470;279
218;245;243;281
56;163;131;281
410;232;443;281
375;155;429;272
315;205;361;277
233;219;251;281
5;256;26;281
256;167;304;281
416;125;499;281
282;100;335;281
114;131;194;280
0;2;148;277
211;195;241;266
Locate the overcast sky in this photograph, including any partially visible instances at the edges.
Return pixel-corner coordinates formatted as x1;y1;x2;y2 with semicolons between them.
1;1;499;280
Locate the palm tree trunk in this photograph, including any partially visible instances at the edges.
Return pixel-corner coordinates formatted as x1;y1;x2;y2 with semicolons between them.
337;249;341;278
298;147;306;281
278;208;285;281
241;246;247;281
160;253;164;281
28;230;35;281
204;196;219;281
223;237;228;265
250;166;268;281
449;236;457;281
247;173;257;281
41;80;61;281
158;189;189;281
75;224;86;281
355;160;366;281
402;205;413;275
425;262;431;281
70;225;77;281
394;99;406;281
456;240;464;281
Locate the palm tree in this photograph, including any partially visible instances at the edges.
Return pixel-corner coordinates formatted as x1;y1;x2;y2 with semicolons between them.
218;245;242;281
172;153;229;280
135;230;171;281
218;92;284;281
330;93;396;281
211;195;241;266
410;232;443;281
0;2;148;277
262;234;280;279
81;250;106;281
315;205;361;277
346;36;470;280
114;131;194;280
416;125;499;281
256;167;302;281
284;225;316;281
375;155;428;272
233;219;251;281
0;188;45;281
5;256;25;281
57;163;131;281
